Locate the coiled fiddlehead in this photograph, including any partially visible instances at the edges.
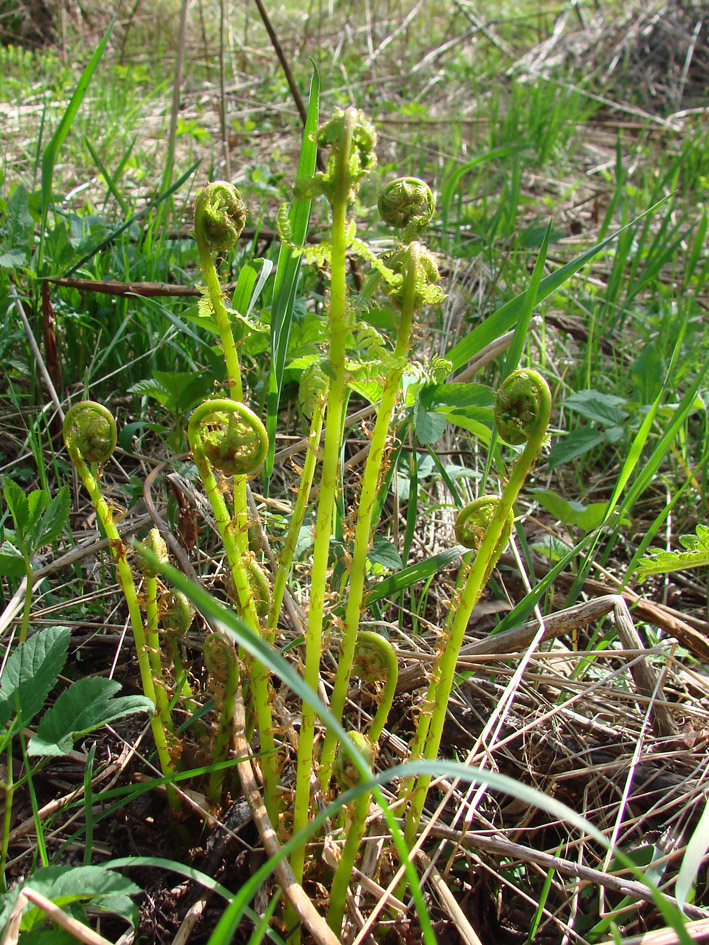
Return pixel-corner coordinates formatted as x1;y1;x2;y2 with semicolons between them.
63;403;180;802
194;181;247;256
383;241;445;312
333;731;374;791
378;176;435;242
351;630;398;744
161;590;195;637
188;399;268;478
63;401;116;466
455;496;514;553
494;368;551;447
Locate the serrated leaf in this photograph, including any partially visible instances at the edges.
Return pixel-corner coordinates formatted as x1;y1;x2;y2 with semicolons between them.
0;539;26;578
637;525;709;582
26;489;50;537
0;864;141;933
29;677;153;756
414;401;447;445
547;427;605;469
367;538;403;571
4;477;29;534
30;485;70;549
0;626;70;728
562;390;629;426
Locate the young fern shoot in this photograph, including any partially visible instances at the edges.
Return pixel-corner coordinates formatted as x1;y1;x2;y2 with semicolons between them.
63;402;181;805
290;107;378;886
318;179;443;795
400;369;552;849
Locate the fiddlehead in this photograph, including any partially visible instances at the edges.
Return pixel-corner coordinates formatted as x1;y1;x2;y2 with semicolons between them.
494;368;551;447
378;176;435;242
137;528;169;579
333;731;374;790
194;181;247;256
351;630;398;745
305;107;377;206
455;496;514;554
63;401;116;466
188;399;268;477
161;590;195;637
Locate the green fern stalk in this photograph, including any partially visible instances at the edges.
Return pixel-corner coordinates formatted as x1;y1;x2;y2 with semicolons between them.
317;241;422;795
291;107;376;886
187;401;277;817
401;370;552;849
63;403;180;806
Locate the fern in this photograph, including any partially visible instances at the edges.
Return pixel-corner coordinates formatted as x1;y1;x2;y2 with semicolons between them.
637;524;709;582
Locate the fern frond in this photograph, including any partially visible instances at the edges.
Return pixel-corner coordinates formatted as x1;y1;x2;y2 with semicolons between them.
637;524;709;582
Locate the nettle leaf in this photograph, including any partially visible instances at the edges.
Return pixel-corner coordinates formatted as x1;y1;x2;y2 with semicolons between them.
368;538;403;571
30;485;70;549
414;400;447;445
0;539;25;578
4;477;30;535
562;390;629;426
0;626;70;728
547;427;605;469
0;864;141;933
637;525;709;582
29;677;152;756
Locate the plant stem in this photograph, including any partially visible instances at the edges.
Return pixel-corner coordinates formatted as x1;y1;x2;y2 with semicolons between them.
318;245;418;794
401;400;550;849
189;422;278;822
266;397;325;643
290;109;355;885
67;453;180;806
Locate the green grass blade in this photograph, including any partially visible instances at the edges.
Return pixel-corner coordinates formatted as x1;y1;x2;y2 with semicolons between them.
37;11;119;274
264;67;320;483
445;196;671;375
60;160;200;277
364;547;463;605
439;144;529;237
84;136;129;214
502;221;550;378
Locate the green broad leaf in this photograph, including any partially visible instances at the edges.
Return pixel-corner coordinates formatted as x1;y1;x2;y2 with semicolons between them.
30;485;70;549
0;248;30;268
29;677;153;756
26;489;50;537
532;489;627;533
414;400;447;445
0;539;26;578
532;488;587;526
637;525;709;582
4;477;30;535
0;185;33;267
547;427;605;469
0;626;70;728
420;381;495;412
367;538;403;571
562;390;629;426
0;864;140;933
